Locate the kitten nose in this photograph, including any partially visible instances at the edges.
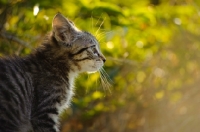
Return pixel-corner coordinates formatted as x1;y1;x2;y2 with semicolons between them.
103;58;106;63
100;54;106;63
101;56;106;63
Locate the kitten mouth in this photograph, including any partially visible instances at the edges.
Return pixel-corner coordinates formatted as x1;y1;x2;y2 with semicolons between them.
87;68;101;74
87;66;102;74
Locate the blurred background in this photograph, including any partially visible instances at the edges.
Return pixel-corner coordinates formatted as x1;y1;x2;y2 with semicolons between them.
1;0;200;132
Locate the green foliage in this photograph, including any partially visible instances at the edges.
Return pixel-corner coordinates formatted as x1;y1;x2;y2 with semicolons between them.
1;0;200;131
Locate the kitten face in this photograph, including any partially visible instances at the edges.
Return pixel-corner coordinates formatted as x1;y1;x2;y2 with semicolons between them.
70;32;106;73
52;13;106;73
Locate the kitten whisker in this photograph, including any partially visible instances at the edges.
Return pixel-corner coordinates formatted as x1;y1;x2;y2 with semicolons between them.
98;30;113;37
99;68;112;93
100;68;113;83
90;14;95;34
99;74;111;93
96;30;113;43
95;17;106;37
95;13;103;26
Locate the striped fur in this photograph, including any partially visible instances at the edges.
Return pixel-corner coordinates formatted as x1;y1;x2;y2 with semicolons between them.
0;13;106;132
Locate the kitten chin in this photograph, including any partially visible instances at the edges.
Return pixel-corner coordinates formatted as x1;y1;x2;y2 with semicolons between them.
87;71;98;74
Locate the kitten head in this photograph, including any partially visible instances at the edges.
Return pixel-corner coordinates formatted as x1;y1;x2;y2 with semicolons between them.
52;13;106;73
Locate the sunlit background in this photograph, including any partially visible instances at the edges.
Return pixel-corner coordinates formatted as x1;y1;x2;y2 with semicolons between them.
1;0;200;132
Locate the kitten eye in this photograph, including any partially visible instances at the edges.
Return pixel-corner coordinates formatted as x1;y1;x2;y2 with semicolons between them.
92;47;98;56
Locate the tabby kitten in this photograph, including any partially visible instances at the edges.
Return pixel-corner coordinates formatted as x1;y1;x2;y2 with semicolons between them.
0;13;106;132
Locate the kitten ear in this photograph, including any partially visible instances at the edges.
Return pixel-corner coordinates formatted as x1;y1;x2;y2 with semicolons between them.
52;13;79;46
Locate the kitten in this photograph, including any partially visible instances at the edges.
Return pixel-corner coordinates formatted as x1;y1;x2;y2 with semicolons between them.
0;13;106;132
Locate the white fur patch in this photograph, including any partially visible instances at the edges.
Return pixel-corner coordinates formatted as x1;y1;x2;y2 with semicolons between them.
49;114;59;132
49;72;78;131
57;72;77;114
